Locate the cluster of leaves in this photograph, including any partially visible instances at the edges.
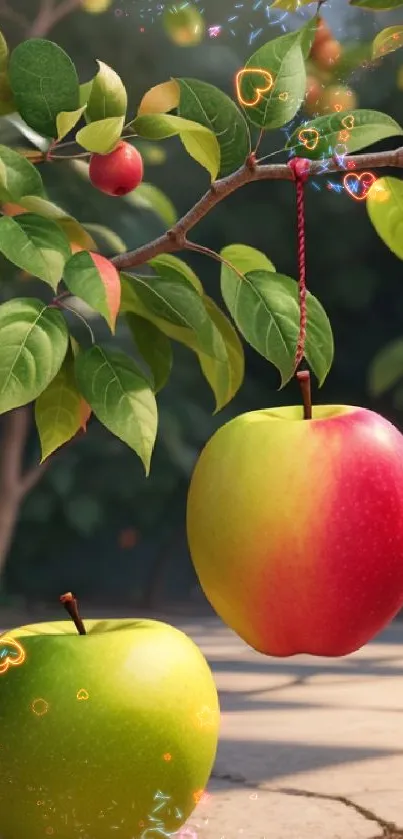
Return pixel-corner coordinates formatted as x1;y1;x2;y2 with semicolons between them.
0;10;401;476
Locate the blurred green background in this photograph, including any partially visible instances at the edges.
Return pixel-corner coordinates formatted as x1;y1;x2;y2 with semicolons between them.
0;0;402;613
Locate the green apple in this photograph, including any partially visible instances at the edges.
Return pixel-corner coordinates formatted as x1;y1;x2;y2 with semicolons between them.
0;617;219;838
187;404;403;658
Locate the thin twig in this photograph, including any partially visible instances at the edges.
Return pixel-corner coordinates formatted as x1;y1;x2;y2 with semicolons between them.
184;240;246;282
113;145;403;272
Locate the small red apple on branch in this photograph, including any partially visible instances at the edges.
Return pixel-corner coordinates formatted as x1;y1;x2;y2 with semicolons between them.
89;141;144;196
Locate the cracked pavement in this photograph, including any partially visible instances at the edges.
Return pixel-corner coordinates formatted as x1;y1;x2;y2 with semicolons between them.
167;614;403;839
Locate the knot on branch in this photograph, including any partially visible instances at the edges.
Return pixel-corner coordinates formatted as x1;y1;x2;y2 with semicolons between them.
246;152;258;172
167;228;186;249
288;157;311;183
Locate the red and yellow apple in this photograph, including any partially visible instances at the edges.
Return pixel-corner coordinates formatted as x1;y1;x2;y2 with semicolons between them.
0;617;219;839
187;405;403;658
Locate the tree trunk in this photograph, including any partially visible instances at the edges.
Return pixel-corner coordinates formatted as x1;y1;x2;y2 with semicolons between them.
0;407;49;584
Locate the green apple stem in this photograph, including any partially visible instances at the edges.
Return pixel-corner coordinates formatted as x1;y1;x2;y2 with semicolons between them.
60;592;87;635
296;370;312;420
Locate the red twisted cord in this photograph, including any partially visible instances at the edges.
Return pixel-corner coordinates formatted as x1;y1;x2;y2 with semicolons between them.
287;157;310;371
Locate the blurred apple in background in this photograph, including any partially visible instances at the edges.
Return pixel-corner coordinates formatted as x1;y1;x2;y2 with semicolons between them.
163;3;205;46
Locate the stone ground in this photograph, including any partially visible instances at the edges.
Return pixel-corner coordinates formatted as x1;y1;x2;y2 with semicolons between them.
2;607;403;839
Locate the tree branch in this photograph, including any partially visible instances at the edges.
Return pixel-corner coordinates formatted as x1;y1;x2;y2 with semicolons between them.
113;145;403;272
28;0;81;37
0;1;30;30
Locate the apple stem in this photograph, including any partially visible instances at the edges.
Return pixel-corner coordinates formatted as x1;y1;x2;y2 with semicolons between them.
60;592;87;635
296;370;312;420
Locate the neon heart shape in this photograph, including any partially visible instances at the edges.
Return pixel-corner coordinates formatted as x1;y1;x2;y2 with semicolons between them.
343;171;377;201
298;128;319;151
341;114;355;130
0;636;26;674
235;67;274;107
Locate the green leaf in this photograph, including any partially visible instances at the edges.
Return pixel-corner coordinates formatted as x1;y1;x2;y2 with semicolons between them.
350;0;403;8
239;21;315;130
74;345;158;474
120;271;226;362
368;338;403;396
8;39;80;138
221;266;334;387
0;30;8;72
132;113;220;181
56;106;86;141
177;78;251;176
367;177;403;260
288;110;403;159
0;298;69;413
82;222;127;254
126;314;172;393
0;213;71;290
125;182;177;227
86;60;127;123
0;144;45;202
35;348;84;460
76;116;125;153
64;251;121;332
197;296;245;411
372;26;403;59
15;194;96;251
221;243;276;274
148;252;203;293
121;270;243;411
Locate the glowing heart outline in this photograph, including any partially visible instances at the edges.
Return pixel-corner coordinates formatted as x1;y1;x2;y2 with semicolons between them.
235;67;274;108
341;114;355;130
343;171;377;201
0;636;26;674
298;128;320;152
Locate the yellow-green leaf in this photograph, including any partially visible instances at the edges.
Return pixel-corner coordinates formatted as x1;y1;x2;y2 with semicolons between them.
76;115;125;153
198;296;245;412
56;106;86;141
35;349;84;461
372;26;403;59
0;30;8;72
86;60;127;123
220;243;276;274
0;72;16;116
367;177;403;260
132;113;220;180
